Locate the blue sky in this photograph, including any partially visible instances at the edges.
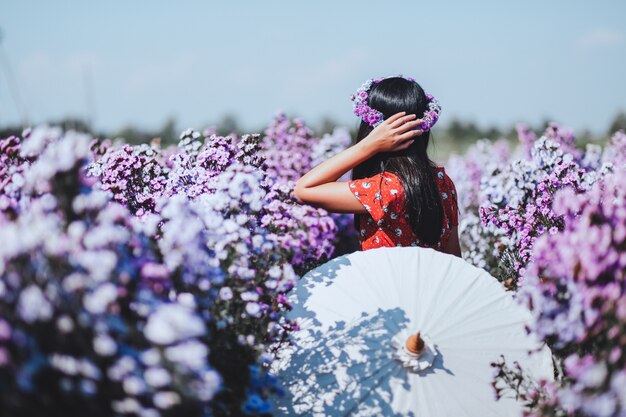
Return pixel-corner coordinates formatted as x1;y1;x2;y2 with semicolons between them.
0;0;624;134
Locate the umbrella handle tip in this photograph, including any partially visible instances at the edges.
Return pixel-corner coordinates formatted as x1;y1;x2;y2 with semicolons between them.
405;332;425;355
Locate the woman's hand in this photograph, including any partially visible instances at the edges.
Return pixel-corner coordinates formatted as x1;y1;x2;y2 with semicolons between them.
360;112;424;154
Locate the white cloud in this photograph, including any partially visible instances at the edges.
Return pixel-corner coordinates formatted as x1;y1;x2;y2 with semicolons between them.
577;28;626;49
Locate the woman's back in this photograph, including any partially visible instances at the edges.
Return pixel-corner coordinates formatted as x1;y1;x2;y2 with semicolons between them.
293;74;462;258
348;166;459;251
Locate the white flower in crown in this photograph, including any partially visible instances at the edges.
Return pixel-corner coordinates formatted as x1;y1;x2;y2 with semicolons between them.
354;191;360;197
390;189;398;195
375;192;382;200
362;182;371;189
395;228;402;236
382;205;388;212
390;212;398;219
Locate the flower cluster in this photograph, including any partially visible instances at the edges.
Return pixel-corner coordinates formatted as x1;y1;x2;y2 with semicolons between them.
0;134;28;215
478;135;591;288
261;113;316;184
448;123;615;289
350;75;441;130
351;78;384;127
260;114;358;257
0;128;224;416
418;93;442;131
447;121;626;416
445;138;513;276
0;112;357;415
495;162;626;416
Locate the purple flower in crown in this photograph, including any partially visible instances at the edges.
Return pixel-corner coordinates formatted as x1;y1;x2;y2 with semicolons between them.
355;104;368;117
350;74;442;131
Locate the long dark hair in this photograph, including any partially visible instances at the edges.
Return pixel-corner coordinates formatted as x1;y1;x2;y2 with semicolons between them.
351;76;443;246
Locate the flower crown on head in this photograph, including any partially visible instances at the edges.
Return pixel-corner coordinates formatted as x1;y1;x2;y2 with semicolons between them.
350;74;442;131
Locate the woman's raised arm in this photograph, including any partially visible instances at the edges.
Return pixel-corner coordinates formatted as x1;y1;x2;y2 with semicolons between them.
293;112;422;213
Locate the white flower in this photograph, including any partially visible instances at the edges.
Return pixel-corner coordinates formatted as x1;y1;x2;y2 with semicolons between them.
76;250;118;282
141;348;161;366
18;285;53;323
94;334;117;356
50;353;80;375
245;302;262;317
107;356;137;381
56;316;74;333
153;391;181;409
84;283;118;314
165;340;208;370
197;370;221;401
268;265;282;278
79;359;101;379
122;376;146;395
177;292;196;309
252;234;264;248
144;303;206;345
580;362;608;388
241;291;258;302
219;287;233;301
145;367;171;387
19;125;63;157
112;398;141;414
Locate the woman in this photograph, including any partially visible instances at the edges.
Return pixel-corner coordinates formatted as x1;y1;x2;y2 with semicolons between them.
293;75;461;257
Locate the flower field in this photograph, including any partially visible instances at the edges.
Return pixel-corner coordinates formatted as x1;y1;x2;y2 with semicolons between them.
447;125;626;417
0;112;624;416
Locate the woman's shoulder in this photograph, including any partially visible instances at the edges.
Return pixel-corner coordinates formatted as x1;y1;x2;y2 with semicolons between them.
434;166;456;183
380;170;401;183
355;170;403;186
348;171;403;198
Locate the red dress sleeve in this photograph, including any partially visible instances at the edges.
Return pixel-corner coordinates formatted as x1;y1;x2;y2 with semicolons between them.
348;172;404;226
448;177;459;227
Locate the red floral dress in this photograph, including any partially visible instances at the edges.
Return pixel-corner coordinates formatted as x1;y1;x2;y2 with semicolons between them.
348;167;459;252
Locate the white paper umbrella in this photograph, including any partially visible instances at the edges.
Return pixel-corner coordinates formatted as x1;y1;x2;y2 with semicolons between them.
269;246;554;417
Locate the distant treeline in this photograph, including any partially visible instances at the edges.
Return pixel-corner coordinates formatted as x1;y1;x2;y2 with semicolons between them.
1;111;625;148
